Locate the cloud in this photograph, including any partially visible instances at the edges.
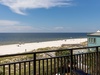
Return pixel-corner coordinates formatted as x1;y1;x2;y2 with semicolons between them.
0;20;35;32
0;0;72;15
0;20;20;26
54;26;64;30
0;20;78;32
52;26;73;32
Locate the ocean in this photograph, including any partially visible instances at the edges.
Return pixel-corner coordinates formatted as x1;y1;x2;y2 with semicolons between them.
0;33;87;45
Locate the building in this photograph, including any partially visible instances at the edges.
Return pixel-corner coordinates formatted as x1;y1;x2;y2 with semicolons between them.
87;30;100;47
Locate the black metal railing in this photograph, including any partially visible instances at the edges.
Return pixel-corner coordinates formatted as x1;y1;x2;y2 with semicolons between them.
0;46;100;75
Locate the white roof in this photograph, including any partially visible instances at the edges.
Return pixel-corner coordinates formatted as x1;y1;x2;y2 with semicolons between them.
97;30;100;32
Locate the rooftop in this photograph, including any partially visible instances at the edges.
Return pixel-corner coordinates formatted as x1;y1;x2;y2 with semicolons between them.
88;30;100;36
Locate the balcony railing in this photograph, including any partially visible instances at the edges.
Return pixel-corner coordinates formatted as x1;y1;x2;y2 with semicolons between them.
0;46;100;75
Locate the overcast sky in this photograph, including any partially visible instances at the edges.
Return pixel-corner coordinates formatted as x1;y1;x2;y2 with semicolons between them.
0;0;100;33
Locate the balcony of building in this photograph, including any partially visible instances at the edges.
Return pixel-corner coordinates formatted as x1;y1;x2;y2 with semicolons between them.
0;46;100;75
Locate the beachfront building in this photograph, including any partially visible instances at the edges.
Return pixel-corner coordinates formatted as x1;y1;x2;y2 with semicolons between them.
87;30;100;46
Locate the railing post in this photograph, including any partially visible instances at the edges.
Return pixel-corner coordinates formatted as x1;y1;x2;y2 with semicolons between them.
70;49;73;75
33;53;36;75
96;47;98;75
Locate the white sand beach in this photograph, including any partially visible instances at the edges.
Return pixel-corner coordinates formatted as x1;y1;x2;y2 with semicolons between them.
0;38;87;55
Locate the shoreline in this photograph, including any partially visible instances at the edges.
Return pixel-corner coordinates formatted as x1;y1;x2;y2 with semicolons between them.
0;37;87;46
0;38;87;55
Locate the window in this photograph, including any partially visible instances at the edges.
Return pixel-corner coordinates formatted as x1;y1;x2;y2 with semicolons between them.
88;38;96;44
93;38;96;43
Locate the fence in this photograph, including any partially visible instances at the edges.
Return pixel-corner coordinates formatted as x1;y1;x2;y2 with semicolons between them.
0;46;100;75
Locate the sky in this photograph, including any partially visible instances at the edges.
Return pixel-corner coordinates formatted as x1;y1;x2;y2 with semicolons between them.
0;0;100;33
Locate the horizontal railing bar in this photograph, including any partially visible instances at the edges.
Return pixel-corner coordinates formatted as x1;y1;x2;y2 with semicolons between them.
0;49;70;57
0;46;100;58
69;46;100;50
